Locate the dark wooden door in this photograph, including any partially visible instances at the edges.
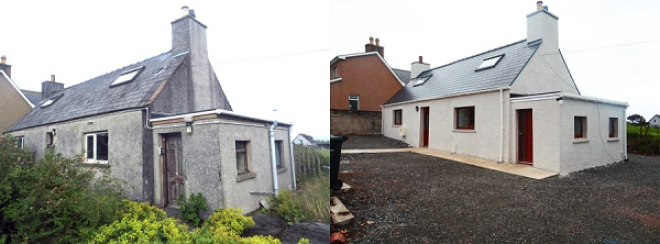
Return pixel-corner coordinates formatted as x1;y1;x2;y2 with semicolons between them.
517;109;533;165
163;134;184;207
422;107;430;147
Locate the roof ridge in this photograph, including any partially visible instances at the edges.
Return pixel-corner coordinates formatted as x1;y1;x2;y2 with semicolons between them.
426;39;527;72
65;51;173;90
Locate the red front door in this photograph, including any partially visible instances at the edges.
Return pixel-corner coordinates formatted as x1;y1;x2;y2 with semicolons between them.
422;107;429;147
517;109;533;165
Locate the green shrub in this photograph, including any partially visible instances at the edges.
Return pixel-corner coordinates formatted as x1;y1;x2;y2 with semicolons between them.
0;138;123;244
269;190;305;223
177;192;208;227
297;238;310;244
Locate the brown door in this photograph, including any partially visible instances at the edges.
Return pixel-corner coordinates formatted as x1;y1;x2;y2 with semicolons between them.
163;134;184;207
517;109;533;165
422;107;430;147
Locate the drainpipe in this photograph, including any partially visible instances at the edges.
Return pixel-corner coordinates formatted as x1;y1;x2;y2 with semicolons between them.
288;125;297;190
623;107;628;161
499;88;504;163
269;121;279;197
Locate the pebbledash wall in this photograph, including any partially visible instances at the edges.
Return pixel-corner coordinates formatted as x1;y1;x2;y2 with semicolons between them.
151;116;294;214
9;110;150;201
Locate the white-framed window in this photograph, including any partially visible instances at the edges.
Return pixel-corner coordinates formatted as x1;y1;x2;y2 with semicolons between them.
475;54;504;71
236;141;250;175
14;136;24;150
275;140;284;168
349;95;359;110
86;132;109;162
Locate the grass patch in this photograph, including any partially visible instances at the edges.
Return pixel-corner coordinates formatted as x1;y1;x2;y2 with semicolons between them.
627;124;660;137
269;173;330;224
319;149;330;165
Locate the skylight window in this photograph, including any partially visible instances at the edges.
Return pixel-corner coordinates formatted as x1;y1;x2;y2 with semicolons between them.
41;94;63;108
111;66;144;87
412;75;432;87
476;54;504;71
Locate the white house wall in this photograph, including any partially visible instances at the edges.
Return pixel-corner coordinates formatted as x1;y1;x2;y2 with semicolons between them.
559;99;626;175
509;99;561;172
510;42;580;96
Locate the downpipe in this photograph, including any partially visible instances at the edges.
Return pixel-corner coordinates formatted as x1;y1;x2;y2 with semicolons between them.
269;121;279;197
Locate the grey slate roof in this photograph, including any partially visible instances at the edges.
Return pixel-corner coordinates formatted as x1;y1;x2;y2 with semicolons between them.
20;89;41;105
8;51;188;132
392;68;411;85
385;39;539;105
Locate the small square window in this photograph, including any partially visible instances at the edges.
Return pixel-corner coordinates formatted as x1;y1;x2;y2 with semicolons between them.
236;141;250;175
85;132;109;162
574;116;587;139
455;107;475;130
349;95;359;110
476;54;504;71
394;109;403;125
14;136;24;150
609;118;618;138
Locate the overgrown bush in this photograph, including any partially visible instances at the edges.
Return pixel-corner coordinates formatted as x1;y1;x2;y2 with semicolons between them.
177;192;208;227
269;190;305;223
0;136;123;243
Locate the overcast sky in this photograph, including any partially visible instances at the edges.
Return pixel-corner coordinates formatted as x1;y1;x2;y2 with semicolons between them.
331;0;660;120
0;1;329;140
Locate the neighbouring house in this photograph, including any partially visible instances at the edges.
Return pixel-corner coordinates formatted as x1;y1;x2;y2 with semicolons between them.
382;1;627;176
5;9;295;214
315;140;330;149
0;56;42;134
330;37;412;135
293;133;316;146
649;114;660;128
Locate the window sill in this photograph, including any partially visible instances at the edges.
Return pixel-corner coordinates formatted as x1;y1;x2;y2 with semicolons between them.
573;138;589;144
81;163;111;168
237;172;257;182
453;129;476;133
277;167;287;174
607;138;620;142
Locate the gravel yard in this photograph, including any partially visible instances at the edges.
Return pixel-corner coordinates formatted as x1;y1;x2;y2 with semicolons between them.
332;150;660;243
341;134;410;149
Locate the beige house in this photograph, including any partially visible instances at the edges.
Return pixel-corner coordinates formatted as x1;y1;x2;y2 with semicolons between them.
383;2;627;175
0;56;34;134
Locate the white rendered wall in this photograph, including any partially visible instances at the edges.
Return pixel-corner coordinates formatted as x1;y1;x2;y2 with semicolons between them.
509;99;561;172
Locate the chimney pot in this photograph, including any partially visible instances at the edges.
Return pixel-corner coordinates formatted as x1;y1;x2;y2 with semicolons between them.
189;9;196;18
536;1;543;11
1;55;5;64
375;38;380;46
181;5;189;11
419;56;423;63
50;74;55;82
369;36;374;44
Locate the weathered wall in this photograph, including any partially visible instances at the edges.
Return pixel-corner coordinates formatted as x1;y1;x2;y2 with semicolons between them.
330;54;403;111
330;110;381;135
10;110;147;201
0;74;32;133
152;118;293;214
559;99;626;175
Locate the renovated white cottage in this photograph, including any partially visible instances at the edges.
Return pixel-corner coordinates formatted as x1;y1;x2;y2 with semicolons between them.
382;1;627;175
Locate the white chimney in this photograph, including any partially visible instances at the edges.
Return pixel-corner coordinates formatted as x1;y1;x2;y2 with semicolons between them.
526;1;559;48
410;56;430;79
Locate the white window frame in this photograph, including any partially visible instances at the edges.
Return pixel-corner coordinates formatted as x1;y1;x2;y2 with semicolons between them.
349;95;359;110
85;132;109;164
15;136;24;150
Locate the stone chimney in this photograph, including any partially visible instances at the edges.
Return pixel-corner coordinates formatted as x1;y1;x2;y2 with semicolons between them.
42;74;64;100
410;56;430;79
364;37;385;58
171;6;208;63
527;1;559;48
0;55;11;78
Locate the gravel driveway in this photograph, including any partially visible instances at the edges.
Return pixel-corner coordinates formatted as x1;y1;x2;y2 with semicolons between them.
332;152;660;243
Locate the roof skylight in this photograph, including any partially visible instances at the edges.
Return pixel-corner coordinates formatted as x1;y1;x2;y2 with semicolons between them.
412;75;432;87
41;94;63;108
476;54;504;71
111;66;144;87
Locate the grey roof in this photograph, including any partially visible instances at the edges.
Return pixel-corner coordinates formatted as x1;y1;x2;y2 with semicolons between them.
385;39;539;105
8;51;188;132
20;89;41;105
392;68;411;85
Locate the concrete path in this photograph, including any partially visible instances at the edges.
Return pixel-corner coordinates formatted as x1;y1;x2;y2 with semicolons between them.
343;148;558;180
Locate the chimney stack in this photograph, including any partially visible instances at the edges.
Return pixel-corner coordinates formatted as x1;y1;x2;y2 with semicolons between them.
0;55;11;78
364;37;385;58
527;1;558;48
42;74;64;100
411;56;430;79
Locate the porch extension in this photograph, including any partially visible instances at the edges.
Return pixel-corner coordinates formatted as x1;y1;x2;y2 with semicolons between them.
342;148;558;180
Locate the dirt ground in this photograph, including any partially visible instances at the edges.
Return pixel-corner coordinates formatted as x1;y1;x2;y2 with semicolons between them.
332;136;660;243
340;134;410;149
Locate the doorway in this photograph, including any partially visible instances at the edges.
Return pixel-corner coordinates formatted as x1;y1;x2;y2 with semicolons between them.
517;109;533;165
163;133;184;207
421;107;429;147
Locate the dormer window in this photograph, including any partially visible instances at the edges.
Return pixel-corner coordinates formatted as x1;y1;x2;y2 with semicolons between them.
111;66;144;87
41;94;63;108
475;54;504;71
412;75;432;87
